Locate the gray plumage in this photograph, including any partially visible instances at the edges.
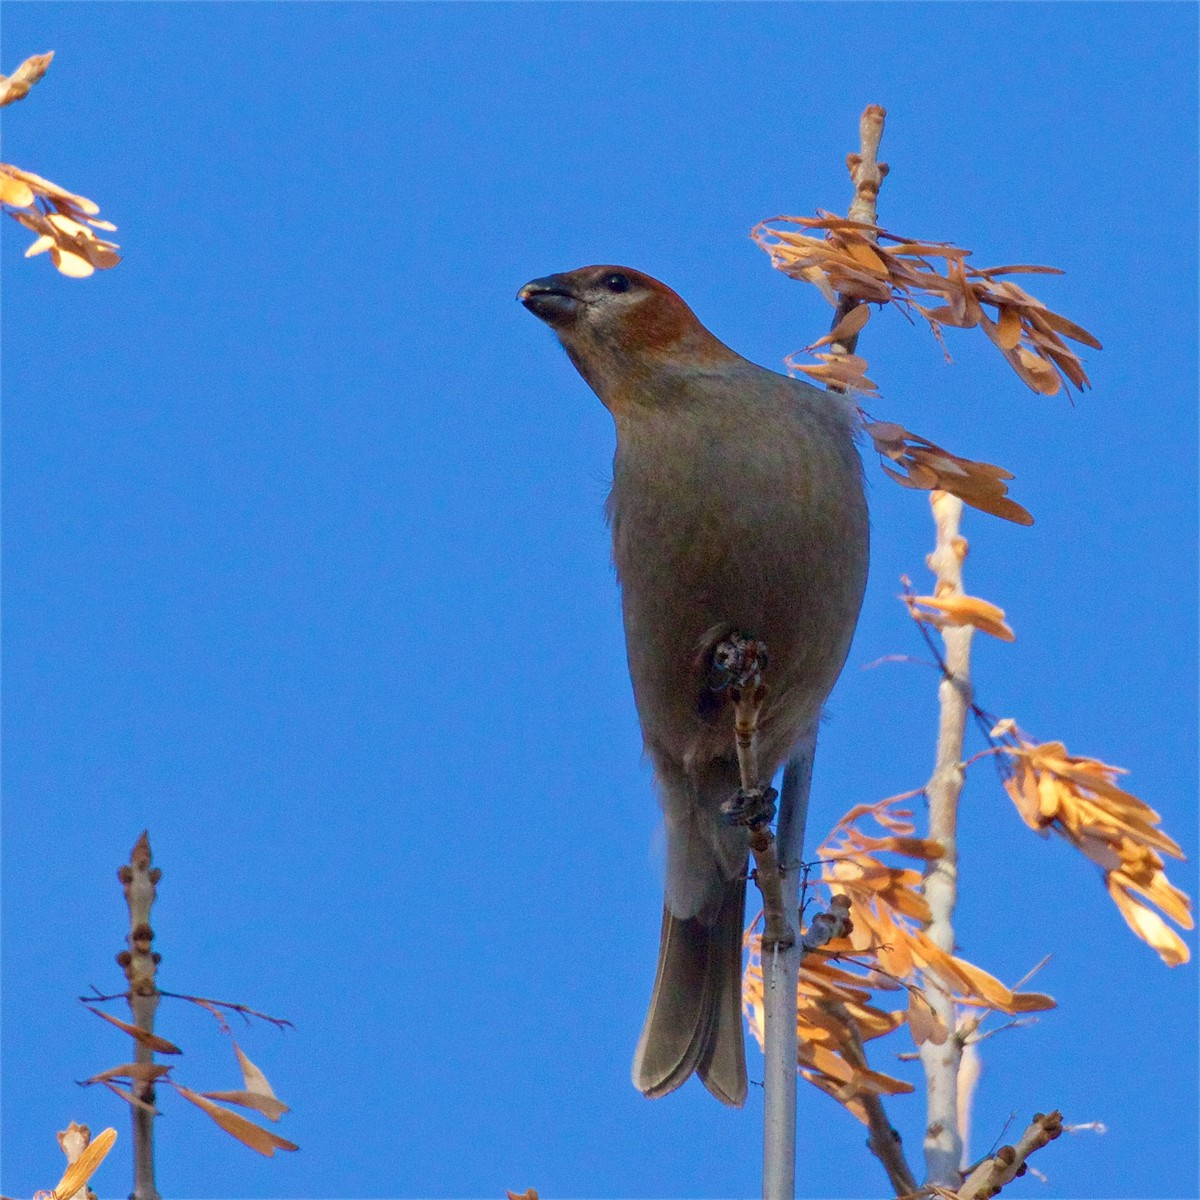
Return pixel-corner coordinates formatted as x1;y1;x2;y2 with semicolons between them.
519;265;869;1107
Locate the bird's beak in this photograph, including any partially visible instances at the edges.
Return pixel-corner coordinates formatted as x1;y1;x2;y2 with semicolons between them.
518;274;582;326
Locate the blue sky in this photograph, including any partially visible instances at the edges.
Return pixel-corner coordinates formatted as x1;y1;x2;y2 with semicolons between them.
2;4;1196;1198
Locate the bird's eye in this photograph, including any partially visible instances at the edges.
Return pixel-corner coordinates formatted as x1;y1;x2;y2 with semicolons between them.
601;272;632;294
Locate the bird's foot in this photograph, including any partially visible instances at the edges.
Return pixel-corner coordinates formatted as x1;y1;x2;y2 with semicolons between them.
720;785;778;830
708;632;769;694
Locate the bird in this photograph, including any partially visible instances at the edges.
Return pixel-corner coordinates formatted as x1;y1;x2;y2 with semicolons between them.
518;265;869;1107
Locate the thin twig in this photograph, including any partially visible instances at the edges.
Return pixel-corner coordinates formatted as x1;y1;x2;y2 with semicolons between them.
761;741;814;1200
160;992;293;1033
80;987;132;1003
118;832;162;1200
825;1000;919;1197
764;104;898;1200
965;1017;1040;1046
81;986;292;1033
733;679;792;951
918;493;974;1187
761;103;891;1200
861;653;942;672
956;1110;1064;1200
830;104;889;359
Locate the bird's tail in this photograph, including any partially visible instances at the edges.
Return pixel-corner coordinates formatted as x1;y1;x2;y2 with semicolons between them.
631;871;748;1107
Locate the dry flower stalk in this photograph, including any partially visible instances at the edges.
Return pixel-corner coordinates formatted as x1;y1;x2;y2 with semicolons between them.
993;722;1193;966
742;796;1055;1126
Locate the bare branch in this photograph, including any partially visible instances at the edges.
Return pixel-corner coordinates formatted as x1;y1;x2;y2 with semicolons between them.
831;103;888;359
760;105;891;1200
826;999;919;1197
159;991;294;1034
918;493;974;1188
956;1110;1064;1200
759;742;813;1200
117;832;162;1200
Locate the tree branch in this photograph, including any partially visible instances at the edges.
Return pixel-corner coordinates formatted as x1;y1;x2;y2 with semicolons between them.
918;492;974;1187
118;832;162;1200
760;739;813;1200
825;1000;919;1197
956;1110;1064;1200
830;103;888;358
759;104;891;1200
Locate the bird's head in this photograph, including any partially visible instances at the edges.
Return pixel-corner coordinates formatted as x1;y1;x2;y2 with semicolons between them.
518;266;738;410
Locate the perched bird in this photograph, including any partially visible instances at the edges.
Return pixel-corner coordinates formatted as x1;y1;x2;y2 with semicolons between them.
519;266;869;1107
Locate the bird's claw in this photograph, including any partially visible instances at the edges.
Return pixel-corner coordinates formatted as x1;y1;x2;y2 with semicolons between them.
709;632;769;694
720;785;778;829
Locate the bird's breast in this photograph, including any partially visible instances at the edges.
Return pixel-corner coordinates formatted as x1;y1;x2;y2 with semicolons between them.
607;390;868;773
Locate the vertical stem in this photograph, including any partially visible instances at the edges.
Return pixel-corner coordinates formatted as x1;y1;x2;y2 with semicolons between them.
918;492;974;1187
831;104;888;360
761;734;814;1200
761;102;888;1200
118;832;162;1200
827;1008;919;1197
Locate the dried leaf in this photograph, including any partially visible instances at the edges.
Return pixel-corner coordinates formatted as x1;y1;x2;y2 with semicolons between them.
49;246;93;277
976;264;1065;277
173;1085;298;1157
100;1079;159;1115
84;1007;182;1054
0;165;100;214
906;989;948;1045
995;305;1022;349
0;171;34;207
753;213;1099;396
1107;878;1190;966
203;1090;289;1122
864;420;1033;525
205;1043;290;1119
1001;733;1192;964
80;1062;173;1084
234;1043;284;1103
908;592;1016;641
1007;990;1057;1013
1015;347;1061;395
792;351;878;395
845;238;888;276
24;233;54;257
1034;307;1103;350
831;302;871;341
808;303;871;351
